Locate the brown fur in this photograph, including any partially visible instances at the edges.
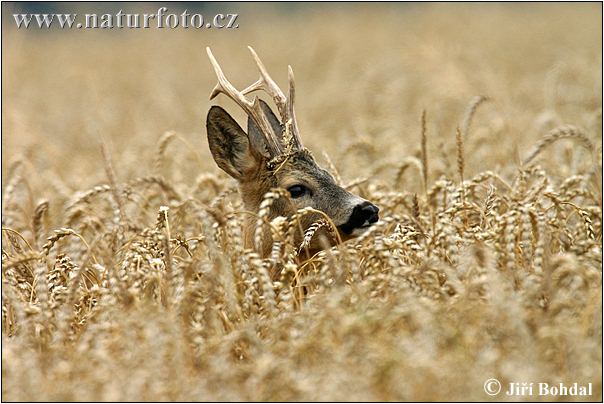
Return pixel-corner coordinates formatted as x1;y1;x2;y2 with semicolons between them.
207;106;371;260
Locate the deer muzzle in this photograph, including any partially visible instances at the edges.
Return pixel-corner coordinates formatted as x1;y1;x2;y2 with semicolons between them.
338;201;380;235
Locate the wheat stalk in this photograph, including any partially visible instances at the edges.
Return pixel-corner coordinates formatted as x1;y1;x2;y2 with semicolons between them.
523;125;593;165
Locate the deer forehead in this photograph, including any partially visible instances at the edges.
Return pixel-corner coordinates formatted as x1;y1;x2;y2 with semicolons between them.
274;154;335;188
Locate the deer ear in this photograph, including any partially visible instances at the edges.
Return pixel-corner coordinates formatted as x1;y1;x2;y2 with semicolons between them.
247;100;283;158
206;106;261;180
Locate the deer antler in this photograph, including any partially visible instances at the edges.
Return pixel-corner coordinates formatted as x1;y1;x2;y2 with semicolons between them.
206;46;302;156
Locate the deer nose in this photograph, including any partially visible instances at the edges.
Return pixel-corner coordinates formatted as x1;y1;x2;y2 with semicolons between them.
339;201;380;234
359;201;379;224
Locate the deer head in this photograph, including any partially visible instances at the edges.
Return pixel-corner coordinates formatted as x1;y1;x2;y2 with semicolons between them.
205;47;379;257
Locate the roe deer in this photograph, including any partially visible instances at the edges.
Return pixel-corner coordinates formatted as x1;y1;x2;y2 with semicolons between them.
205;47;379;266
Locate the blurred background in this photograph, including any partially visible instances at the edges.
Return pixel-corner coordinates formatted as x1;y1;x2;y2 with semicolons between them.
2;2;602;194
2;4;602;401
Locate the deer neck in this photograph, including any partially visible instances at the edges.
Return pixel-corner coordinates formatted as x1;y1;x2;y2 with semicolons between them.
238;176;276;256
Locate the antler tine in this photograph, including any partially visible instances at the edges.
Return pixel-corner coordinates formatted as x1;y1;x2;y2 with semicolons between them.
207;47;251;107
242;46;303;150
287;65;303;148
206;47;282;155
243;46;288;118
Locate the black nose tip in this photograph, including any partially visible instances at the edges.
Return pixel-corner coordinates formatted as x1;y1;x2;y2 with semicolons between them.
360;201;379;224
339;201;380;234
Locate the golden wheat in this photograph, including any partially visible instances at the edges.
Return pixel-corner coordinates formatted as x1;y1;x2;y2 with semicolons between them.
2;3;602;402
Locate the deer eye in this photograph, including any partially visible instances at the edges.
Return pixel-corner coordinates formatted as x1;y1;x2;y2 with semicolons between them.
287;185;308;198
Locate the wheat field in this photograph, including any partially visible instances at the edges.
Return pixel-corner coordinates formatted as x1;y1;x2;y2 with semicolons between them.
2;3;602;402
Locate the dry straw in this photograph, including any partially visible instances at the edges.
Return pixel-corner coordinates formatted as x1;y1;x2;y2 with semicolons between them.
2;11;601;401
523;125;594;165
